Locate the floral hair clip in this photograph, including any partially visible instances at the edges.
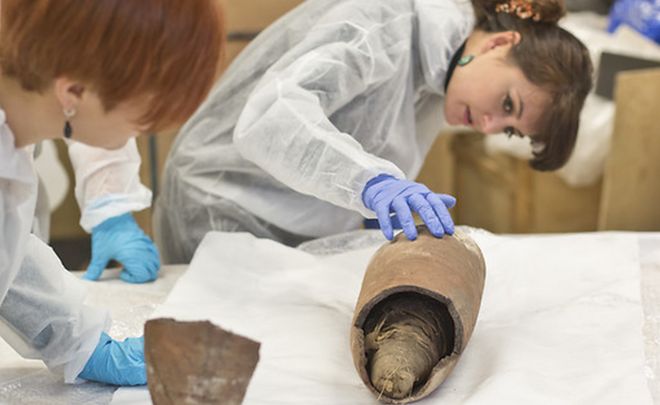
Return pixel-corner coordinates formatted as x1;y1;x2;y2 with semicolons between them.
495;0;542;21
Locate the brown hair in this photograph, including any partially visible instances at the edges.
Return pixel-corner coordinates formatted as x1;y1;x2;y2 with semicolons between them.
0;0;225;132
473;0;593;171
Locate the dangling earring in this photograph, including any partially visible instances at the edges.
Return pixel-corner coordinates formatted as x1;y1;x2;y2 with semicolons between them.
458;55;475;66
63;108;76;139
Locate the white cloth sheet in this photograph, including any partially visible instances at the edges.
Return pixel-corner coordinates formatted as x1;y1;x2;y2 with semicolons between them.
0;266;187;405
112;229;654;404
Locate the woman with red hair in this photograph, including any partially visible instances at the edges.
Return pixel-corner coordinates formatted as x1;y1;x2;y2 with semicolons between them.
0;0;223;385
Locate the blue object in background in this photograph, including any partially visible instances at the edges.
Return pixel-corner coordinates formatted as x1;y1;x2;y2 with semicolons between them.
608;0;660;44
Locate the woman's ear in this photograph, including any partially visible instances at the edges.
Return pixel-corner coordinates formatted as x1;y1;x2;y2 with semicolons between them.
480;31;522;54
53;77;86;112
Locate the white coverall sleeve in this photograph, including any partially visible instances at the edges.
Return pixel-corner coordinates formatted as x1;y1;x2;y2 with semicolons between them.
0;234;109;383
233;21;407;218
67;138;152;232
0;113;107;383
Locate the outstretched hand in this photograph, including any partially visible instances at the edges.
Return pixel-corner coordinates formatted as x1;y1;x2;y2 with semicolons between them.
362;174;456;240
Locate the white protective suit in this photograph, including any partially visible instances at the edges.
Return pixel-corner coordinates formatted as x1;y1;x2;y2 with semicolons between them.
0;109;110;382
67;138;152;233
33;138;151;242
155;0;474;263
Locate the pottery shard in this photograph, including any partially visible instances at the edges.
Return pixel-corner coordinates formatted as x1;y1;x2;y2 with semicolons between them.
145;318;260;405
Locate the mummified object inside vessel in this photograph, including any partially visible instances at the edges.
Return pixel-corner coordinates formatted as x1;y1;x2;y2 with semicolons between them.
351;226;486;403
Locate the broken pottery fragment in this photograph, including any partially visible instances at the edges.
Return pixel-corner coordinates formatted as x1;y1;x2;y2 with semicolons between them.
145;318;260;405
351;226;486;403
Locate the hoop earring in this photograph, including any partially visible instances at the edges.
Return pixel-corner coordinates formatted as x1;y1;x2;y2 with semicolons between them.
458;55;474;66
63;108;76;139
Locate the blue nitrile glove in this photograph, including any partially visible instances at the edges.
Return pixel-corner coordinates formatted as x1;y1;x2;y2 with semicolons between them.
364;216;402;230
83;213;160;283
362;174;456;241
78;332;147;386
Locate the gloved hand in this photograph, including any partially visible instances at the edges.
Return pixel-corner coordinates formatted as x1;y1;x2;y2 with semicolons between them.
78;332;147;386
83;213;160;283
362;174;456;241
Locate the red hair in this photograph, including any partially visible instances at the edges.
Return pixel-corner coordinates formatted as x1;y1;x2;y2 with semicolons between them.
0;0;224;131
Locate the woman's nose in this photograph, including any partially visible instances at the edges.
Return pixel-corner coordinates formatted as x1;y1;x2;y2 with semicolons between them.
481;114;510;135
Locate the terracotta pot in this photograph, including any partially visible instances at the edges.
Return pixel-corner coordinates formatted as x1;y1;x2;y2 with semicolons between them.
350;227;486;403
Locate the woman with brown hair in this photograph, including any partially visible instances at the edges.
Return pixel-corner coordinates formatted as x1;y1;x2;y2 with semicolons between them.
156;0;593;263
0;0;223;385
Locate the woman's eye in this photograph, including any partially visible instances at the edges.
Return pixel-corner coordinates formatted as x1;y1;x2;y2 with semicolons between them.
503;95;514;114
